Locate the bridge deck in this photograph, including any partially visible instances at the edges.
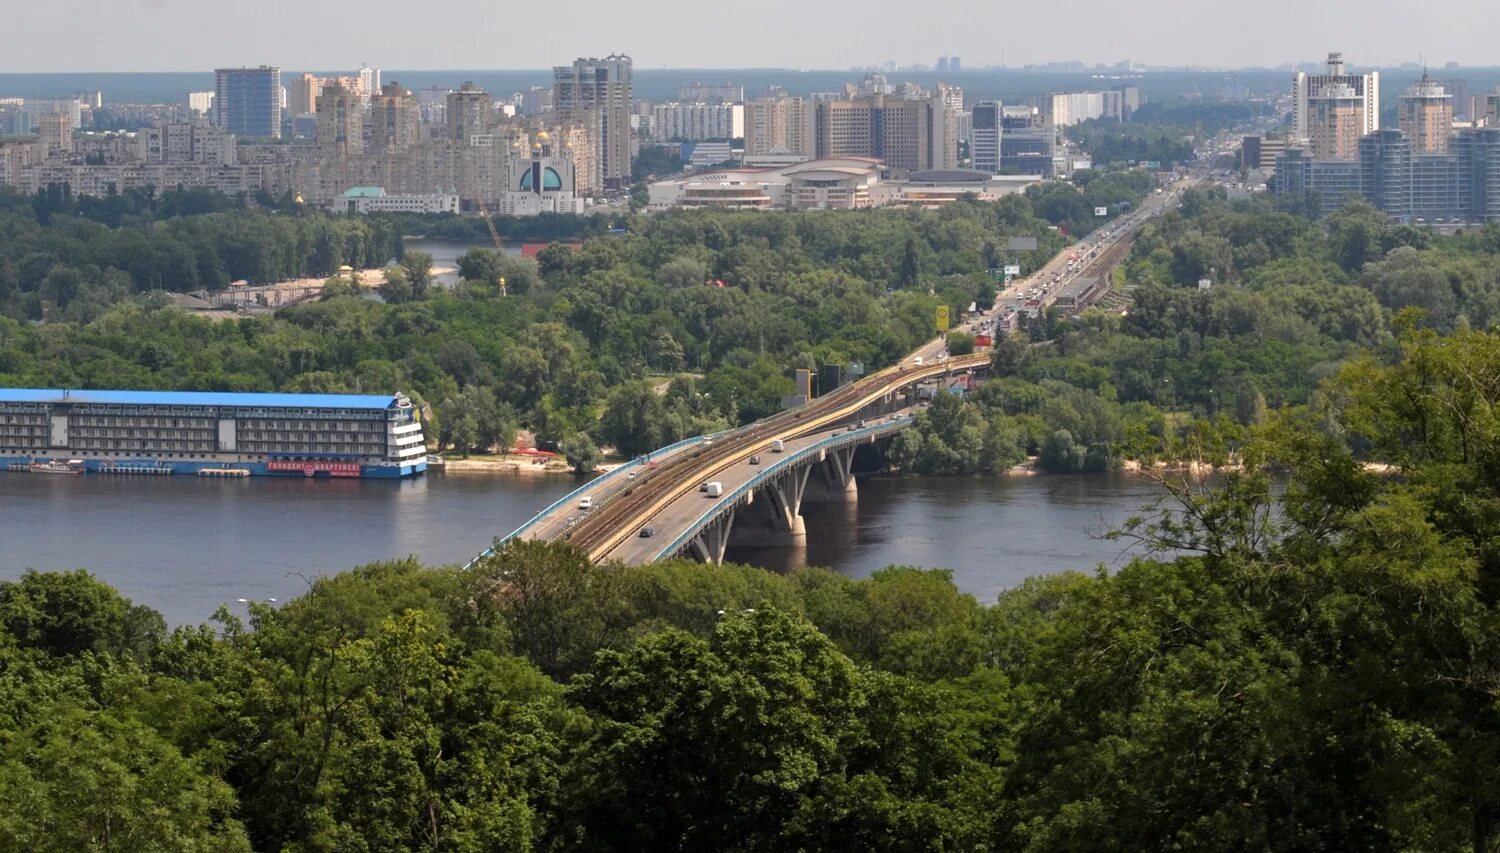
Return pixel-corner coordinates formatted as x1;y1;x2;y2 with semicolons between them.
606;412;917;564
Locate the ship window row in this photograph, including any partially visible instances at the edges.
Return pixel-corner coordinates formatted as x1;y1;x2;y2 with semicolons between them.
0;404;47;414
71;439;218;452
0;426;46;436
239;431;383;444
239;442;382;457
71;416;215;429
0;415;47;424
70;428;216;440
240;420;384;433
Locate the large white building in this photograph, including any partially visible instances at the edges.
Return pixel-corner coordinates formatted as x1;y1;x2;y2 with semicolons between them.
336;187;460;214
1293;52;1379;147
647;157;1037;212
498;132;587;216
648;102;744;142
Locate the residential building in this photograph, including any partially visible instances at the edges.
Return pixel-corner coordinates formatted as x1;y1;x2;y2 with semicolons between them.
446;82;492;143
554;55;633;190
356;64;380;105
678;82;743;104
1399;74;1454;154
745;94;813;159
215;66;281;138
1307;81;1365;160
36;113;72;157
1292;52;1378;147
649;102;744;142
286;73;320;116
22;99;83;130
186;91;215;118
369;83;420;153
970;101;1000;173
518;86;553;116
1045;92;1106;127
137;121;236;165
316;84;364;158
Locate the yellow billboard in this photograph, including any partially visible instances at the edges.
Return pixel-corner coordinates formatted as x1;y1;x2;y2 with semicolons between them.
935;305;950;333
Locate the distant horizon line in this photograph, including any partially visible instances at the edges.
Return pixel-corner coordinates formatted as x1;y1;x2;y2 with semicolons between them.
6;63;1500;76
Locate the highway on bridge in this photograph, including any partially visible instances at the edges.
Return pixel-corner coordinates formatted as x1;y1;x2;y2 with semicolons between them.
475;177;1193;568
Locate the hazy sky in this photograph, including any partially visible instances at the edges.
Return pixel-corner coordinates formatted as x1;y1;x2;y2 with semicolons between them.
14;0;1488;72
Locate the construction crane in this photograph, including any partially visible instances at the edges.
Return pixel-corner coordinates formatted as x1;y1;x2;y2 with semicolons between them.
476;200;507;296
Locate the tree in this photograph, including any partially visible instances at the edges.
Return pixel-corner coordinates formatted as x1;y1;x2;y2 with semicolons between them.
560;431;601;475
400;250;434;299
378;265;413;304
0;569;164;662
946;330;976;356
0;709;251;851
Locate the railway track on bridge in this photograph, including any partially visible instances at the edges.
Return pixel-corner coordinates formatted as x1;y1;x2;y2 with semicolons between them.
566;354;988;561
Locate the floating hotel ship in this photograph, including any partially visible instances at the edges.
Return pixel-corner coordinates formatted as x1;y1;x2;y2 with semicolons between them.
0;389;427;479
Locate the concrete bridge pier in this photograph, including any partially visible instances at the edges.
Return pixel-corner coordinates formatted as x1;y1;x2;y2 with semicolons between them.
729;465;811;547
687;507;736;564
804;444;858;503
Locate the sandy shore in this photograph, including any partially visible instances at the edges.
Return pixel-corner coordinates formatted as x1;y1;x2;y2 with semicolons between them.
437;455;624;476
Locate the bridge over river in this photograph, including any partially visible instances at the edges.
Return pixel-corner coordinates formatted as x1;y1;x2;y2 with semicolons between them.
467;177;1194;567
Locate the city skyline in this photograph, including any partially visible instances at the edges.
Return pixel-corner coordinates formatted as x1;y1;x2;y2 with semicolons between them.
13;0;1500;73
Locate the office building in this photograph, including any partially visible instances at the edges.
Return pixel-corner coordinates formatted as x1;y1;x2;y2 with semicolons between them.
215;66;282;138
446;81;492;143
1399;74;1454;154
1242;135;1287;170
370;83;420;153
745;94;814;159
0;106;29;137
337;187;459;214
554;55;633;190
316;83;364;158
998;105;1054;175
813;92;956;173
1293;52;1378;148
970;101;1000;173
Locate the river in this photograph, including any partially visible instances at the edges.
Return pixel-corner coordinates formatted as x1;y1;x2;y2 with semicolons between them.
0;471;1168;625
402;238;522;287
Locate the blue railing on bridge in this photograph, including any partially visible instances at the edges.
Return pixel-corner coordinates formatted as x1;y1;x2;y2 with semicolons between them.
652;415;914;562
463;431;723;570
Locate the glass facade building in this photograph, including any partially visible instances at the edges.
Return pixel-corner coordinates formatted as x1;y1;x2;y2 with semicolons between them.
215;66;281;139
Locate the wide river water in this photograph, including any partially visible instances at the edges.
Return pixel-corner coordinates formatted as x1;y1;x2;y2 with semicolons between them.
0;471;1167;625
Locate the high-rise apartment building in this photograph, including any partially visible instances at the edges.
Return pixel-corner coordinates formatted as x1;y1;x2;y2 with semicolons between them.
357;64;380;105
745;95;814;159
215;66;281;139
446;82;493;143
370;83;420;153
36;113;72;157
649;102;744;142
553;55;633;190
1307;81;1365;160
186;91;215;118
1293;52;1378;148
316;84;364;158
1399;74;1454;154
970;101;1000;173
678;82;743;105
138;121;236;166
286;73;319;117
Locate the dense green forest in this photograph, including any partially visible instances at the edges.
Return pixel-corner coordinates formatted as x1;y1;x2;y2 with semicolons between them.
6;330;1500;849
0;175;1148;454
1069;100;1275;167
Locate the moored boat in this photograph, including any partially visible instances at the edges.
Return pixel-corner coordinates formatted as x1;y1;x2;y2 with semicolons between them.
29;459;84;474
